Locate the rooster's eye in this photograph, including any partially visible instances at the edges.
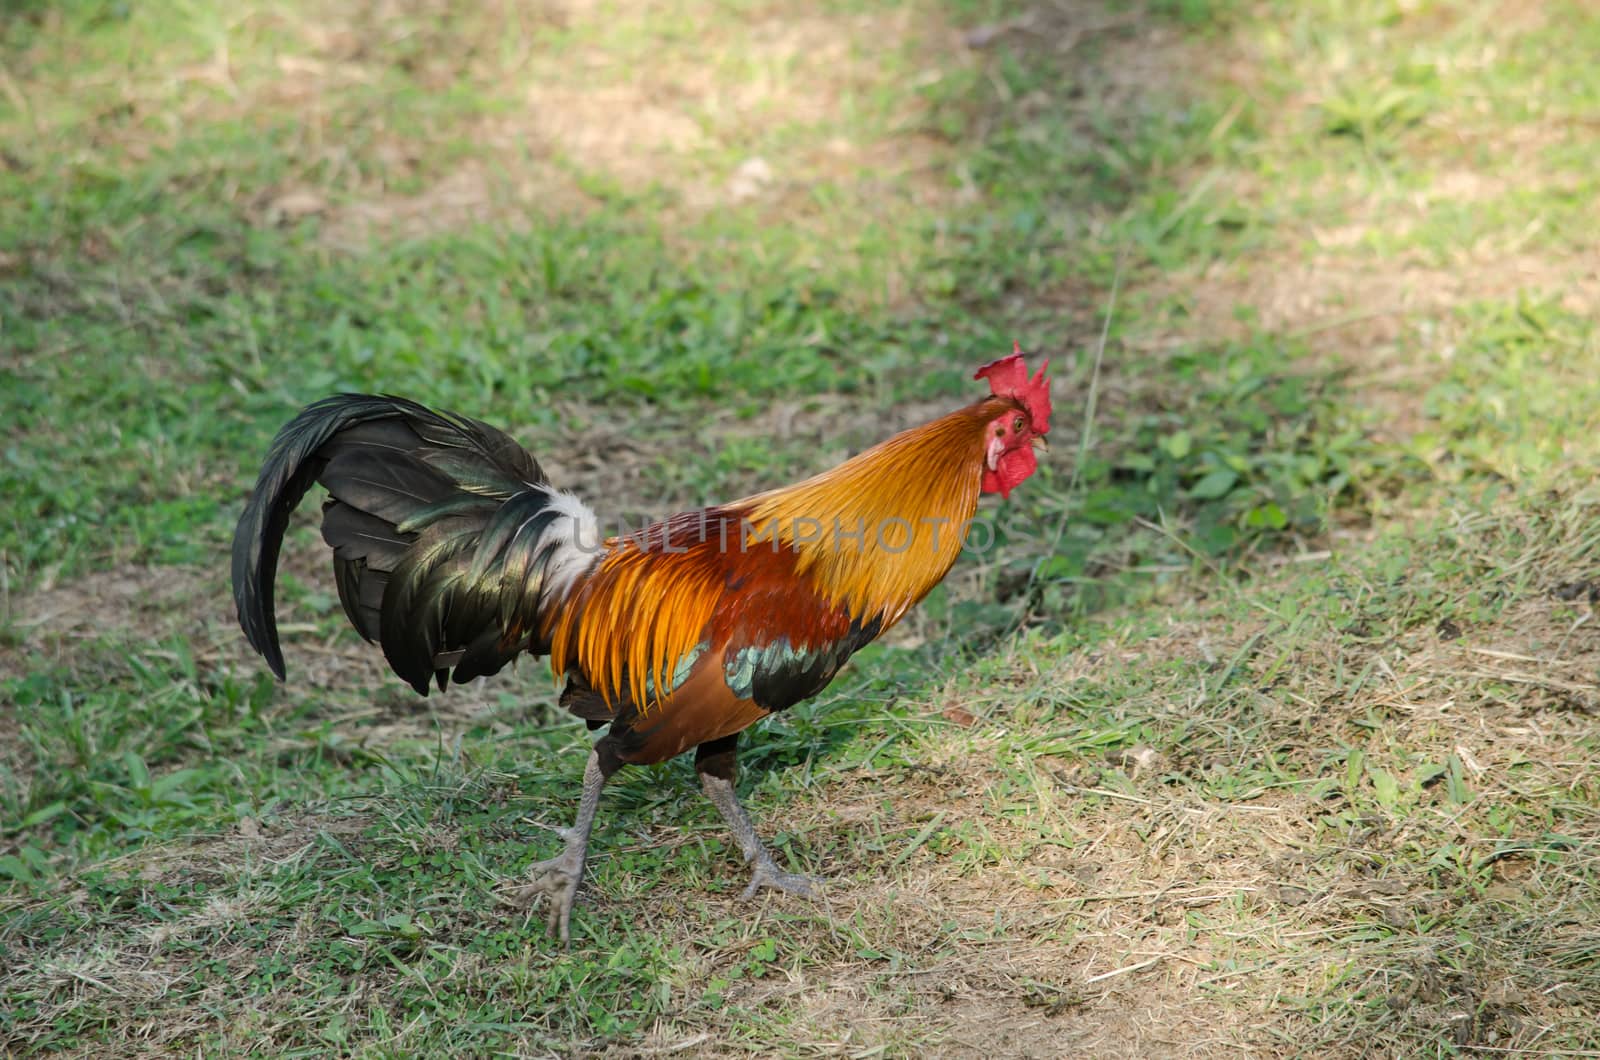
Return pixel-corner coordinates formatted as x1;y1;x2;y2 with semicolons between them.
1013;416;1026;433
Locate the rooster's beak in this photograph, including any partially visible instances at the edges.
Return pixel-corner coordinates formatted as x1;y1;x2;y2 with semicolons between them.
1032;435;1049;454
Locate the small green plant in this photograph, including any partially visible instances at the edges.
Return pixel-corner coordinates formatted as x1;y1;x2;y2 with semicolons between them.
1319;81;1430;152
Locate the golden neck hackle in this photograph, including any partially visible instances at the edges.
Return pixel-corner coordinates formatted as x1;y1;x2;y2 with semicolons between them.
742;397;1007;627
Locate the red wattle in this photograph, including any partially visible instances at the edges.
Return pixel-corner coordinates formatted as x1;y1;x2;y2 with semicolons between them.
980;444;1037;498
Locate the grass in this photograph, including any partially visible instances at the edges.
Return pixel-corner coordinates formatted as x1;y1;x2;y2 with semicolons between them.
3;0;1599;1054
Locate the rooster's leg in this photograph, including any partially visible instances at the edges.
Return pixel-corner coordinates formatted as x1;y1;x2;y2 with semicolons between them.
506;749;612;943
696;736;821;901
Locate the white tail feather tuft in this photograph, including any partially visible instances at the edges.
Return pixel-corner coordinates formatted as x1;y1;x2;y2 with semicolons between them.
540;488;601;606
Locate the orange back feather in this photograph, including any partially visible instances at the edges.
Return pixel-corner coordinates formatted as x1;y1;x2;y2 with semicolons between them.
545;396;1016;711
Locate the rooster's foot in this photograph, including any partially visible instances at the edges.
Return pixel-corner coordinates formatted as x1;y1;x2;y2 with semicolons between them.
504;850;585;943
742;858;823;901
500;751;609;945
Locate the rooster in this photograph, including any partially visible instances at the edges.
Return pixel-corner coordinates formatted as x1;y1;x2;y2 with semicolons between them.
232;348;1051;939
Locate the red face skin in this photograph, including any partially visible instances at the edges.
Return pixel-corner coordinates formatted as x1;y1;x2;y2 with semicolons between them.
981;407;1046;499
973;346;1051;499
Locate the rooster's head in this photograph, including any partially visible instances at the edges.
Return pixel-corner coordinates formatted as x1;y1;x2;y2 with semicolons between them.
974;343;1051;499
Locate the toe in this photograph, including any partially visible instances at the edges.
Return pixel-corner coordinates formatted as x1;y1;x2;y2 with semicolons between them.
768;871;822;899
742;861;824;901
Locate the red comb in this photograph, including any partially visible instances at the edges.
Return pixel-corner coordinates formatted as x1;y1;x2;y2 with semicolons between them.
974;341;1051;433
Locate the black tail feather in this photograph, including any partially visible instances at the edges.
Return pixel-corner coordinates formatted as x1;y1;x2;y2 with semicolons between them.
230;394;578;692
232;395;436;678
